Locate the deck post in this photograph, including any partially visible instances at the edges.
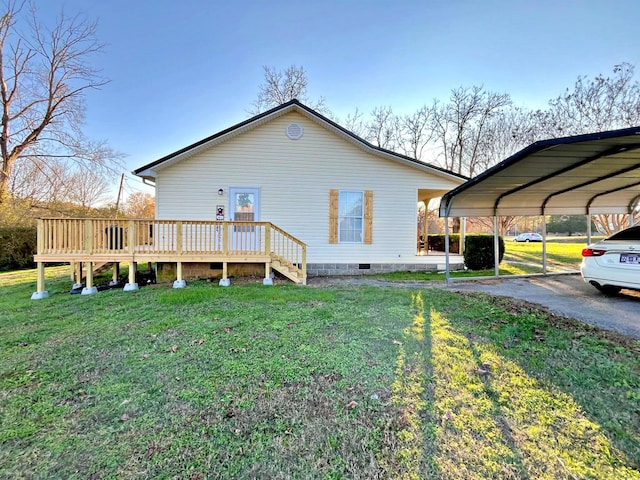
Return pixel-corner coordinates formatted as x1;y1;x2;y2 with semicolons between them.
301;244;307;285
109;262;120;286
124;261;139;291
219;261;230;286
31;262;49;300
84;219;92;254
69;262;75;281
173;261;186;288
176;221;183;254
128;220;136;254
263;262;273;285
81;262;98;295
72;262;83;289
264;223;271;256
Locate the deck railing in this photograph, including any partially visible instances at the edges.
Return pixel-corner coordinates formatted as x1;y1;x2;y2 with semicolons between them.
37;218;306;282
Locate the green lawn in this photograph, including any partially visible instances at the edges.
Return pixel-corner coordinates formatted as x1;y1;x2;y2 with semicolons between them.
1;267;639;479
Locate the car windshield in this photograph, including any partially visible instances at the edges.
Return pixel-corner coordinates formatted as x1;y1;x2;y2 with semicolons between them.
607;225;640;241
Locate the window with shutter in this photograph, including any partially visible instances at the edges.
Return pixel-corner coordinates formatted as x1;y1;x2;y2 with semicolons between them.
329;190;373;244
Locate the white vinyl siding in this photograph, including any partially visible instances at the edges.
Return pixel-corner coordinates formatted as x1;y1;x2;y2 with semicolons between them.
154;111;462;264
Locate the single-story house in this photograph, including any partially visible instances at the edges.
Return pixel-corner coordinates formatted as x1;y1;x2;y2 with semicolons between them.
133;99;466;283
30;99;465;299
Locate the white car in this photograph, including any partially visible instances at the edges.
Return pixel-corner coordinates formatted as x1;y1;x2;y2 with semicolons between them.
580;225;640;294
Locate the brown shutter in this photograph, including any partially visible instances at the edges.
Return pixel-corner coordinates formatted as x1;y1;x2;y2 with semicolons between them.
364;190;373;244
329;189;339;244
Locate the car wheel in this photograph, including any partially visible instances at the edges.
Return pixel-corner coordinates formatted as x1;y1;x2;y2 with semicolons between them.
525;239;530;242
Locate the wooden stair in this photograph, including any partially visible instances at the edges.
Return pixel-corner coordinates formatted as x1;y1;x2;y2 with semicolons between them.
271;257;305;284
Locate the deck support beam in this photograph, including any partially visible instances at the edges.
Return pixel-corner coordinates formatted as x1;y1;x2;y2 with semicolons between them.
81;262;98;295
31;262;49;300
173;261;186;288
124;262;139;291
219;261;230;286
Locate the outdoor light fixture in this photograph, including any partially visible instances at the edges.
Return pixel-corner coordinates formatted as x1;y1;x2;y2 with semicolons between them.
218;188;224;195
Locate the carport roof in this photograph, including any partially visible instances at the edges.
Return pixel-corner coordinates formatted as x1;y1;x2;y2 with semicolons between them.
439;126;640;217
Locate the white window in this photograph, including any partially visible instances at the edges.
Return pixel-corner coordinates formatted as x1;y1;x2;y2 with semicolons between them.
338;190;364;243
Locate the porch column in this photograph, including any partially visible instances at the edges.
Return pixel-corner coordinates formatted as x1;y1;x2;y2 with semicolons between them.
31;262;49;300
460;217;466;256
444;216;451;283
493;216;500;277
219;261;230;286
81;262;98;295
124;262;139;291
173;261;186;288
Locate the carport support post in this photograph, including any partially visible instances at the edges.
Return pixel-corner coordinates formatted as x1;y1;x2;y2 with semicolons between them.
542;214;548;274
444;216;450;283
493;216;500;277
586;214;592;245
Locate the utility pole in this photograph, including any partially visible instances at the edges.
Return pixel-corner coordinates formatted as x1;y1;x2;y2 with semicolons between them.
114;173;125;218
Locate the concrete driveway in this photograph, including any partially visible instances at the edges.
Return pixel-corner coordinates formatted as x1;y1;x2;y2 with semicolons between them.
445;274;640;340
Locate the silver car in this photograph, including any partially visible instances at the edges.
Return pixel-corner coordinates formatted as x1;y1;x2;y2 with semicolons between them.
581;225;640;294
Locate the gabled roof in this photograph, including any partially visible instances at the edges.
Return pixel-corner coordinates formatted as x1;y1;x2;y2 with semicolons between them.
134;99;467;183
439;126;640;217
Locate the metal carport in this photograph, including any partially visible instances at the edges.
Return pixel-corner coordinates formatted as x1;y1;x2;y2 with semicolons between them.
439;126;640;280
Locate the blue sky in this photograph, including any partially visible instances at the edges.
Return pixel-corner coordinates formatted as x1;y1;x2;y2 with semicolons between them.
40;0;640;196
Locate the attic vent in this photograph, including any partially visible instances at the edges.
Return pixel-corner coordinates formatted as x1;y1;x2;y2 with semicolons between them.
286;123;303;140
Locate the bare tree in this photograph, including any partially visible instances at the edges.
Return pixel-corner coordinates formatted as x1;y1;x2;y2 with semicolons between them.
66;168;111;209
364;105;399;150
0;1;120;203
250;65;329;115
341;106;367;138
539;63;640;137
431;86;511;177
398;105;435;160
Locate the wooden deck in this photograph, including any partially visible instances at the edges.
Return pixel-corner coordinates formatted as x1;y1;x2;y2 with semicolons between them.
32;218;307;297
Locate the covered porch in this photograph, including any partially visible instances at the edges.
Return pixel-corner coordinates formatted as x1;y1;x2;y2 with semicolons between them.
31;218;307;299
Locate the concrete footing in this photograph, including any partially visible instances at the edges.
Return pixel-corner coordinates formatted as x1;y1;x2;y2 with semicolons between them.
219;278;231;287
173;279;187;288
123;283;139;291
81;286;98;295
31;291;49;300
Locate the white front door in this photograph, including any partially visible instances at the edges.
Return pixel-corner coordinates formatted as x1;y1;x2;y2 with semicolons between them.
228;187;261;251
229;187;260;222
